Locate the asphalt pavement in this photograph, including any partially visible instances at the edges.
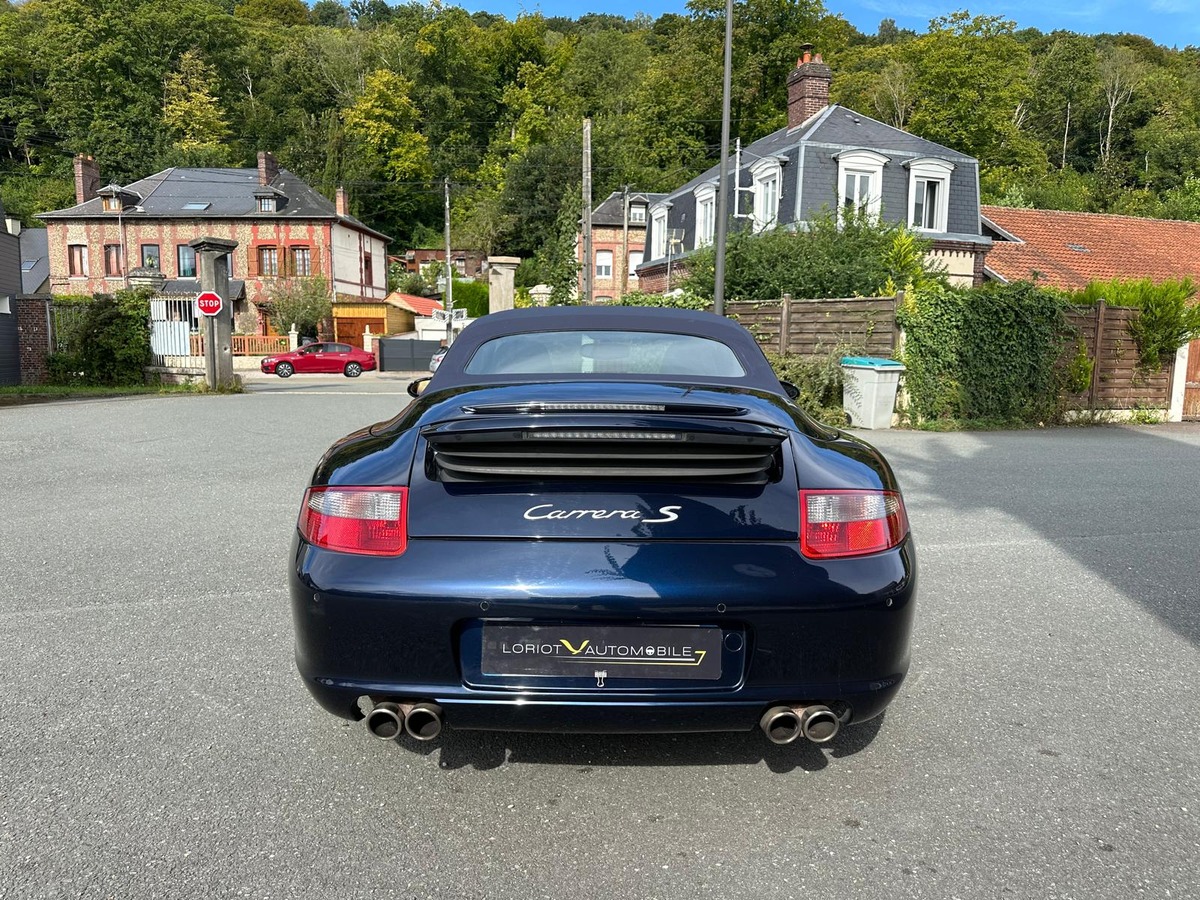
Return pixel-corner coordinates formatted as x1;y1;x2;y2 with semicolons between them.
1;383;1198;900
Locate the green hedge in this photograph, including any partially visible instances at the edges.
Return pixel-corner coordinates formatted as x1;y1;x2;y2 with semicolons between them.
898;282;1075;426
48;290;152;387
450;278;489;318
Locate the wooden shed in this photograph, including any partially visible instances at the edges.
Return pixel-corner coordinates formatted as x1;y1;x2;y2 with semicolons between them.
332;292;443;347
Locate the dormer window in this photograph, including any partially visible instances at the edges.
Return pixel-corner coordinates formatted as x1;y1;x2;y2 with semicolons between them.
835;149;888;220
259;197;276;213
905;158;955;232
650;204;670;260
749;157;785;233
629;204;646;224
694;182;717;248
97;183;136;213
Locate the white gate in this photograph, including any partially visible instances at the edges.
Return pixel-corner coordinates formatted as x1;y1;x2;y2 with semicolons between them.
149;298;204;369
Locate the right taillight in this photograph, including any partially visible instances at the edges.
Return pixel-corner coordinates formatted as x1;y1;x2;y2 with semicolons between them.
299;486;408;556
800;490;909;559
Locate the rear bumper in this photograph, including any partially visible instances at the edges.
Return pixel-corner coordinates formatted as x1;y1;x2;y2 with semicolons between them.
291;535;916;733
298;673;906;733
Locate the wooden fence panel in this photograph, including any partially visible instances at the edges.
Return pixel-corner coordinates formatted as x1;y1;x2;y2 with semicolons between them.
727;295;901;358
1064;302;1171;410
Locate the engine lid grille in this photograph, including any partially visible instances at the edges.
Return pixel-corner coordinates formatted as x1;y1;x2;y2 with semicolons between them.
423;421;785;484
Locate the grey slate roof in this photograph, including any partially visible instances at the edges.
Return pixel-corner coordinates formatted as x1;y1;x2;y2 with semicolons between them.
663;104;977;203
18;227;49;294
807;106;978;162
39;166;390;242
590;191;669;227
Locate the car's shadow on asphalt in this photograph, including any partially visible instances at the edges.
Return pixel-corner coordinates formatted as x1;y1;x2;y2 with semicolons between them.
393;714;885;773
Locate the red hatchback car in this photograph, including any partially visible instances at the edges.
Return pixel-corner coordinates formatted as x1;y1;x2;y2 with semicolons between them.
261;342;377;378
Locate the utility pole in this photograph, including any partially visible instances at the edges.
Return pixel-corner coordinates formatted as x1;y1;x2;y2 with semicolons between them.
712;0;735;316
621;184;630;298
582;117;593;305
443;177;454;346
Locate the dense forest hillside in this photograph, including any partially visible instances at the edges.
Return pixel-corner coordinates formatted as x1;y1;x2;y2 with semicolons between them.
2;0;1198;277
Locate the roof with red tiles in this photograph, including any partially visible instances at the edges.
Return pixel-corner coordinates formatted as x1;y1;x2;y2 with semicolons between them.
981;206;1200;291
385;292;443;316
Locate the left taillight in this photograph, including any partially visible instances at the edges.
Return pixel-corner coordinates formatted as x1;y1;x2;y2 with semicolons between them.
298;486;408;556
800;490;909;559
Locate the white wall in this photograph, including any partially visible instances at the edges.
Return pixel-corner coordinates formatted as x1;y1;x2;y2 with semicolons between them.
331;223;388;300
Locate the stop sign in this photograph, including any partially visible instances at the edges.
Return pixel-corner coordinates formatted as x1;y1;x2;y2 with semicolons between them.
196;291;223;316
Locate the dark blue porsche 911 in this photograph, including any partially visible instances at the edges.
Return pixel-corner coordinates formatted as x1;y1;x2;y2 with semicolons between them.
290;306;915;747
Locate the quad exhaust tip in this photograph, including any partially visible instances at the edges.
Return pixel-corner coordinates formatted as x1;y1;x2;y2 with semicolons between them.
404;703;444;742
366;702;405;741
760;704;841;745
365;701;444;742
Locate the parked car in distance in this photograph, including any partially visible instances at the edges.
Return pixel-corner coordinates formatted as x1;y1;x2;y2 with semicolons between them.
261;342;377;378
429;347;447;373
289;307;916;749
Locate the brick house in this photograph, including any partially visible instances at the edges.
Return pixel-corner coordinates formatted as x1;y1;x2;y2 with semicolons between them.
638;47;991;293
576;191;667;302
394;248;487;280
38;153;389;334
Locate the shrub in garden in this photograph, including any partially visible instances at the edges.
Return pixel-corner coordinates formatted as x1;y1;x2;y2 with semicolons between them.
682;212;945;302
448;278;490;318
1073;278;1200;370
48;290;152;386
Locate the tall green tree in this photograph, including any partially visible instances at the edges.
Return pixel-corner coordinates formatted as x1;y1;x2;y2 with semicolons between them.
162;50;233;166
903;13;1042;173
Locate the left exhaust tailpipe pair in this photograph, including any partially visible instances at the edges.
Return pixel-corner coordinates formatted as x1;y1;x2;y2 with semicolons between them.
759;704;841;745
365;701;444;742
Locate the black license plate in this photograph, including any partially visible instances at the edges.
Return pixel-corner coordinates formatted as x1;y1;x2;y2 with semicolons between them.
481;624;723;681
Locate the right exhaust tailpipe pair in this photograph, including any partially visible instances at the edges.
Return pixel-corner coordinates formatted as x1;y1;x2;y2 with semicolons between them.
365;701;444;742
760;704;841;745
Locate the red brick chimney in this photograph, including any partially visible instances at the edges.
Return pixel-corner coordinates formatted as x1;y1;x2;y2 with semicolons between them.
257;150;279;186
73;154;101;205
786;44;832;129
335;186;349;216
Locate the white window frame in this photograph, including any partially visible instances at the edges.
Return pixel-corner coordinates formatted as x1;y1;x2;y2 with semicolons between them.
694;182;717;249
595;249;613;279
835;149;888;221
650;205;670;260
905;158;956;233
628;250;643;283
629;204;646;224
749;158;783;233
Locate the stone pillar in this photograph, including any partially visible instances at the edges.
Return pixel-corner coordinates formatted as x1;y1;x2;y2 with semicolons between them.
190;237;239;390
17;297;51;384
529;285;552;307
487;256;521;313
289;325;299;351
1168;342;1189;422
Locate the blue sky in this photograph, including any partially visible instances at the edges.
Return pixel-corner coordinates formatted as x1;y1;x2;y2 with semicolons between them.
460;1;1200;48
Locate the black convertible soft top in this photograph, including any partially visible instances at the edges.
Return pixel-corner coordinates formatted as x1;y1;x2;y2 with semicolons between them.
427;306;784;394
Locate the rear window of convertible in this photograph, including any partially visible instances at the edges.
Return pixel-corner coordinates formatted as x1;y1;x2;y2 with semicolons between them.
463;330;746;377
